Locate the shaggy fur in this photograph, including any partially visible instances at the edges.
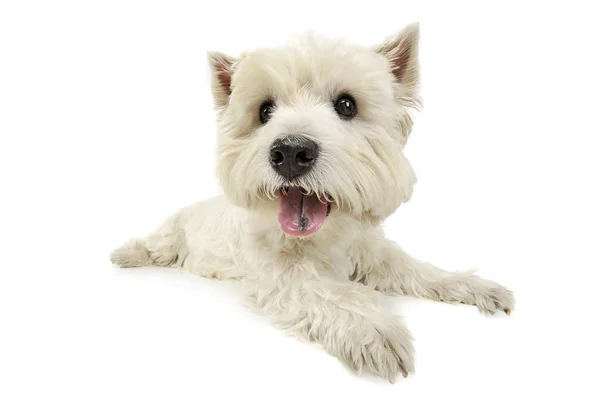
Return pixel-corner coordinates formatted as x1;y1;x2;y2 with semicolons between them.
111;23;514;382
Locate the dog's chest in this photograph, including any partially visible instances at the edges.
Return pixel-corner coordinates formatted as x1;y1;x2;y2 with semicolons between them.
247;229;358;279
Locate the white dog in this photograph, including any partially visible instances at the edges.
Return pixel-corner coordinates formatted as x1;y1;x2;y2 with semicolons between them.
111;22;514;382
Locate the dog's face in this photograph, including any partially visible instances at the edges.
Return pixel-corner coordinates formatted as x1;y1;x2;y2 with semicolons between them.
209;23;421;237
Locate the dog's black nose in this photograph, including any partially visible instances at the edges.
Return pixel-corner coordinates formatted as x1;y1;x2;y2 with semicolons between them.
269;135;319;180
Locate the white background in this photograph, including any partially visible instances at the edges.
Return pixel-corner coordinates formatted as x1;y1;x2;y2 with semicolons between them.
1;1;599;398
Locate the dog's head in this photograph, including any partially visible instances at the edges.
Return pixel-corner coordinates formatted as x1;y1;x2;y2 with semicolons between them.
208;23;421;237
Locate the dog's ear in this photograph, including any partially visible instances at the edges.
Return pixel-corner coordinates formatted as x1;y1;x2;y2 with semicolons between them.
207;51;237;108
374;22;420;98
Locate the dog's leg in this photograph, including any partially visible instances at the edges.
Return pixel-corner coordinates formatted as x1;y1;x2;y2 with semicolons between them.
244;275;414;382
354;239;514;315
110;213;184;268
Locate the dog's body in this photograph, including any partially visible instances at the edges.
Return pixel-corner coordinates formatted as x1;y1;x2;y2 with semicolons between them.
111;23;514;382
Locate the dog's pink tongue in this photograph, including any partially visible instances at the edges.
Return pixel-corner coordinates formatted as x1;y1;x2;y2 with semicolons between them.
278;188;328;237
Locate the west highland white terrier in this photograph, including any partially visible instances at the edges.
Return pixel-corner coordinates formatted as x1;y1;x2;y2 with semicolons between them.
111;22;514;382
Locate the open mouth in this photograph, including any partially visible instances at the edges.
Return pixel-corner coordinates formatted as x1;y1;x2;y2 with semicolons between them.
278;187;332;237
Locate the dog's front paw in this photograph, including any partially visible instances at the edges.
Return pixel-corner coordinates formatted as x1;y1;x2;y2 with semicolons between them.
468;278;515;316
340;316;415;382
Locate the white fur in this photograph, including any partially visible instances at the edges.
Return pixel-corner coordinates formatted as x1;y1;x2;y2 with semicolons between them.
111;23;514;382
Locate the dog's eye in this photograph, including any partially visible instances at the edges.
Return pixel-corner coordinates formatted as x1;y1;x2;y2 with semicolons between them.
259;100;275;124
334;95;357;120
